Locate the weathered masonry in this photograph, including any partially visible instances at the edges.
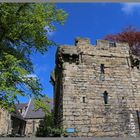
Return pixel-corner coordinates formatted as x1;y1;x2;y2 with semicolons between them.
52;38;140;137
0;107;26;137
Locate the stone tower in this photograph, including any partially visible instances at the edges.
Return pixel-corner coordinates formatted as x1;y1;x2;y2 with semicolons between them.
51;38;140;137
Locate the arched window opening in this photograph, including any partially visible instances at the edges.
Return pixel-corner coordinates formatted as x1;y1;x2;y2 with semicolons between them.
83;97;86;103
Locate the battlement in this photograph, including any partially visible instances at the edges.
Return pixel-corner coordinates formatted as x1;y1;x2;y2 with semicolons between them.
56;38;130;65
96;39;129;50
75;37;129;50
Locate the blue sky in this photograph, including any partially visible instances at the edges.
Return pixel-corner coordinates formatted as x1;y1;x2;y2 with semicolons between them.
20;3;140;102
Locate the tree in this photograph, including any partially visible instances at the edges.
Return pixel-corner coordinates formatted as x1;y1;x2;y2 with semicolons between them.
0;3;67;111
104;26;140;56
36;112;63;137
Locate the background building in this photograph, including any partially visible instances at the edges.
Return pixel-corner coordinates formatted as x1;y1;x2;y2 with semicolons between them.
0;107;26;137
16;98;53;137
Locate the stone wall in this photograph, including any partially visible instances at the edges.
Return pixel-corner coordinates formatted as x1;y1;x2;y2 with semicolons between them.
0;108;11;136
0;108;26;137
54;38;140;137
25;119;42;137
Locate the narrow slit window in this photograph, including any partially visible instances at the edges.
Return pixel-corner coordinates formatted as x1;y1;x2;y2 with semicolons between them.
100;64;105;74
83;97;86;103
80;53;83;63
79;52;83;63
103;91;108;104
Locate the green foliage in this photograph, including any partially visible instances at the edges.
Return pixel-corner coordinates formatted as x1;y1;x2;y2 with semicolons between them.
36;113;63;137
0;52;42;111
0;3;67;53
34;96;52;115
0;3;67;111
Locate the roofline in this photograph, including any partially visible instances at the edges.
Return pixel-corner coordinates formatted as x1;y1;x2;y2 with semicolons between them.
23;98;32;118
25;117;44;120
11;115;26;121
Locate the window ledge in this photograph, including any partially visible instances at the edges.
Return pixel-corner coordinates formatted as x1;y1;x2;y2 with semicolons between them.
104;104;111;106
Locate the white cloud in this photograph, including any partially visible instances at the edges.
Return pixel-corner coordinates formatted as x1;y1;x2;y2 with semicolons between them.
121;3;140;15
26;74;38;78
21;74;38;82
25;74;38;80
45;26;55;37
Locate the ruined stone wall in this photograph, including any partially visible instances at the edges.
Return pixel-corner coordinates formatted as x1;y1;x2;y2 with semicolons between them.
0;108;11;136
54;38;140;137
25;119;41;137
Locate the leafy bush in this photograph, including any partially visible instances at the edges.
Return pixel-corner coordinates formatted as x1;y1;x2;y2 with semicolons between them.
36;113;63;137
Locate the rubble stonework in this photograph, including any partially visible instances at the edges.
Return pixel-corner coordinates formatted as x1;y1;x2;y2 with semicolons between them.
0;108;26;136
53;38;140;137
25;119;41;137
0;109;11;136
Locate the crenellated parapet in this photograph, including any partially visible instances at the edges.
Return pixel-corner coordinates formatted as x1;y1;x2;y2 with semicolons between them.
56;38;130;67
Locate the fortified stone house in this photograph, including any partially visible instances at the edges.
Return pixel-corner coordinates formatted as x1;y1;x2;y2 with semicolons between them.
52;38;140;137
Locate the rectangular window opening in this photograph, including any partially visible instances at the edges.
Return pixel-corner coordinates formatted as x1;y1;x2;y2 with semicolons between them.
109;42;116;47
